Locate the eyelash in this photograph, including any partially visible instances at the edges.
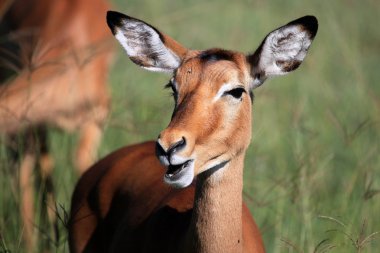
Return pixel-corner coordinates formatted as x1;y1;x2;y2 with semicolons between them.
165;81;178;101
223;87;246;99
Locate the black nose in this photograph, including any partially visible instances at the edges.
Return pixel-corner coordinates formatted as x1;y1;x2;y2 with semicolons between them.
155;140;167;160
155;137;186;160
167;137;186;156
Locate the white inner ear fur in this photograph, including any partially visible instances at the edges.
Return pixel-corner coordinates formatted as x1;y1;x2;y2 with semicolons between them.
114;20;181;72
253;25;312;87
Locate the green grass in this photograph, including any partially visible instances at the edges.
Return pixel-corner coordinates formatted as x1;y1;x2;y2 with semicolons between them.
1;0;380;252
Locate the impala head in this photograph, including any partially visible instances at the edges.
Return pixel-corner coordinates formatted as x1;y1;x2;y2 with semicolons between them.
107;11;318;188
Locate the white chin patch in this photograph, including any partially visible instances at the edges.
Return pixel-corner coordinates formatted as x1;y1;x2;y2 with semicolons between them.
163;160;195;188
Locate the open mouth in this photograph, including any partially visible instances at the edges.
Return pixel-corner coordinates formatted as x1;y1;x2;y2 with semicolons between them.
165;160;193;179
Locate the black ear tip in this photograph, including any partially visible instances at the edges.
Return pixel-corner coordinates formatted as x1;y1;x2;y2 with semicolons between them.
287;15;318;39
106;10;128;34
299;15;319;38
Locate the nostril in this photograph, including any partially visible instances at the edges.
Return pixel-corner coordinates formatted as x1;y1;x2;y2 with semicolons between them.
155;140;170;166
155;140;166;156
167;136;186;155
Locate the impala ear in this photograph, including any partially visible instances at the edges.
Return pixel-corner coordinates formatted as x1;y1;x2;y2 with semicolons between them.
106;11;188;73
247;15;318;89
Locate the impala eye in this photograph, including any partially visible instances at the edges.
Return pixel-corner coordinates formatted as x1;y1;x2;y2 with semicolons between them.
224;87;246;99
165;79;178;102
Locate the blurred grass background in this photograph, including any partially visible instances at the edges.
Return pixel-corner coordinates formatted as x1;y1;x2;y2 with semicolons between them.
1;0;380;252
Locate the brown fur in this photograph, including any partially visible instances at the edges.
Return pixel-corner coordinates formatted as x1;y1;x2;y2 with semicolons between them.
69;42;265;253
70;12;317;253
69;142;264;253
0;0;113;248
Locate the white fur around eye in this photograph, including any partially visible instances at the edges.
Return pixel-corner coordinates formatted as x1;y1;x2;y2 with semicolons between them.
213;83;234;102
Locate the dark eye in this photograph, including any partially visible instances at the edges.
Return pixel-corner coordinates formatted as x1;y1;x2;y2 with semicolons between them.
224;87;246;99
165;80;178;102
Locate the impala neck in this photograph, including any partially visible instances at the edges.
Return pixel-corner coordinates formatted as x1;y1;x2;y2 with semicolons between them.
187;154;245;253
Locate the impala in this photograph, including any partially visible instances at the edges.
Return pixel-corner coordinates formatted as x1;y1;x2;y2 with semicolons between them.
0;0;113;248
69;11;318;253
